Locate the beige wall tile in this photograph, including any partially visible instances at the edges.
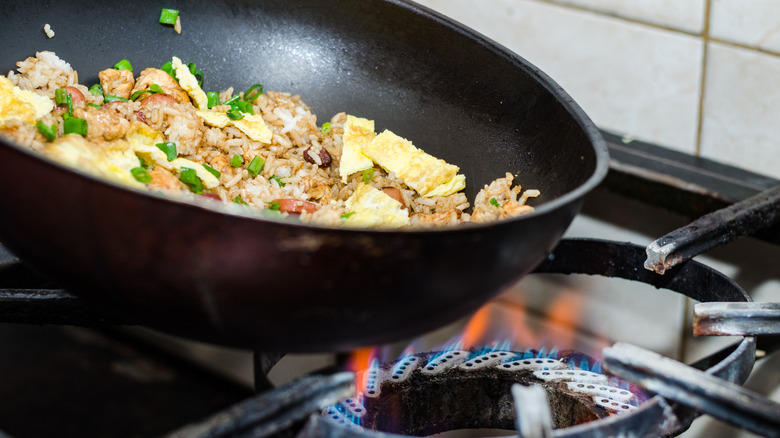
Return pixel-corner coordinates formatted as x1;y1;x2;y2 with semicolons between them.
551;0;706;33
700;43;780;177
710;0;780;53
415;0;703;153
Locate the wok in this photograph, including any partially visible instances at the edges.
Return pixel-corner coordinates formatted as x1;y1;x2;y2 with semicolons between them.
0;0;608;352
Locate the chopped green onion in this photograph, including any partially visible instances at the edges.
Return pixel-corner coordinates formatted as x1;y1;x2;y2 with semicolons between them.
233;100;253;115
320;122;331;135
247;156;265;178
229;154;243;167
87;103;102;109
155;142;177;161
206;91;220;109
490;197;500;207
266;201;281;211
63;117;88;136
103;94;128;103
226;109;245;120
131;167;152;184
179;167;204;194
233;196;248;205
269;176;286;187
54;88;73;116
223;95;240;106
161;61;175;78
113;59;133;73
159;8;179;25
186;62;204;87
242;84;263;101
362;168;374;185
341;212;355;219
149;84;163;93
203;163;221;178
36;121;57;141
88;84;104;96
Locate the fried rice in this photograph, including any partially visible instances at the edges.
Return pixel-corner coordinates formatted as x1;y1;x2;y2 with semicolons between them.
0;51;539;228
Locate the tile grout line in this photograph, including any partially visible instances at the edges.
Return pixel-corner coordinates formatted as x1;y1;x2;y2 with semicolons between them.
695;0;712;157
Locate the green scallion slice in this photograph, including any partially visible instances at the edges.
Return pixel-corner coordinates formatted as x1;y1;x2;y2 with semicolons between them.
206;91;220;109
114;59;133;73
223;95;240;106
233;100;253;115
490;197;500;207
229;154;243;167
89;83;104;96
247;156;265;178
242;84;263;101
269;176;286;187
321;122;331;135
362;168;374;185
155;142;177;161
103;94;128;103
226;109;245;120
63;117;88;136
36;121;57;141
87;103;102;109
340;212;355;219
161;61;175;78
54;88;73;116
131;167;152;184
179;167;204;194
266;201;281;211
159;8;179;25
186;62;204;87
233;196;248;205
203;163;221;178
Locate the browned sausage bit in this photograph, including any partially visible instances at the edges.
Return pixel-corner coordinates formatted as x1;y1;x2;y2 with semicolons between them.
303;145;332;168
272;198;319;214
381;187;406;208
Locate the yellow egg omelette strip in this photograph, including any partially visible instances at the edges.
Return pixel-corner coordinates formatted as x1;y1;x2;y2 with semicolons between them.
363;129;466;198
0;76;54;125
46;134;145;189
196;109;272;143
171;56;208;109
344;183;410;228
339;115;376;182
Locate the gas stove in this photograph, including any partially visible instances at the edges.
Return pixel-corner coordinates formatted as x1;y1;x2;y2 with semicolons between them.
1;130;779;437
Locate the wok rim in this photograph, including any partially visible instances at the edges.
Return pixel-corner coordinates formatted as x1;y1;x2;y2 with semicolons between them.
0;0;609;236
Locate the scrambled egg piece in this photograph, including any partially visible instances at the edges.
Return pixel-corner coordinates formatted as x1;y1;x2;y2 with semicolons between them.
344;183;410;228
0;76;54;125
339;115;375;182
127;122;219;189
197;109;272;143
171;56;208;109
46;134;145;189
364;130;465;197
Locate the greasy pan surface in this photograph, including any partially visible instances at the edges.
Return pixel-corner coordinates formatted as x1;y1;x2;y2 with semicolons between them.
0;0;607;351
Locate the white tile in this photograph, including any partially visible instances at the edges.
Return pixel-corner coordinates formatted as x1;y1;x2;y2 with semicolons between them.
711;0;780;53
415;0;703;153
551;0;706;33
700;43;780;178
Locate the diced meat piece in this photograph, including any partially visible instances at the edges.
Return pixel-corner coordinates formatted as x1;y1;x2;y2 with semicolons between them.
80;106;131;141
98;68;134;99
132;68;190;104
148;167;184;190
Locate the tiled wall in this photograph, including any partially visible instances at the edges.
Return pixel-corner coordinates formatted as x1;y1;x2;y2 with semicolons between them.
414;0;780;179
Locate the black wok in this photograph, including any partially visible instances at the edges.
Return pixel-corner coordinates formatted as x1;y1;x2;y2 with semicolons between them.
0;0;608;352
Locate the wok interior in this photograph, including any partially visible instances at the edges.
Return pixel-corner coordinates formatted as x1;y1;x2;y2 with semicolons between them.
1;0;598;206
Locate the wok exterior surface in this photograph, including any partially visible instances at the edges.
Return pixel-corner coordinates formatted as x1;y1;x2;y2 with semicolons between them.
0;0;608;351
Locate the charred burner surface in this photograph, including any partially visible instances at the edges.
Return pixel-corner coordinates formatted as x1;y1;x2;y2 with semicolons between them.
325;349;644;436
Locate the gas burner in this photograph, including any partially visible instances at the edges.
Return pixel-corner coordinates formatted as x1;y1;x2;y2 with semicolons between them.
323;349;645;435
